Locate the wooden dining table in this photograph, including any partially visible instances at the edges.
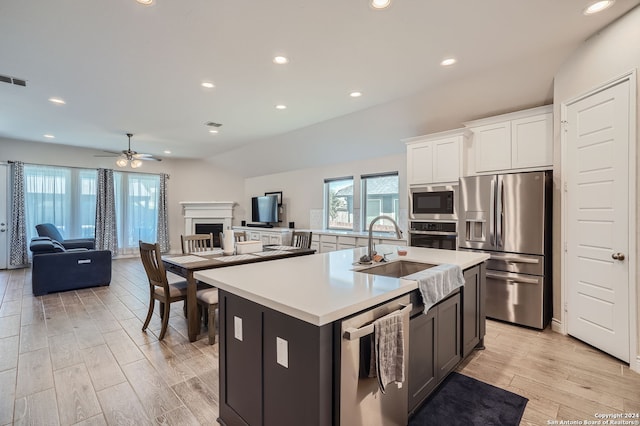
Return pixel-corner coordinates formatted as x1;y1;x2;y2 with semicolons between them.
162;246;316;342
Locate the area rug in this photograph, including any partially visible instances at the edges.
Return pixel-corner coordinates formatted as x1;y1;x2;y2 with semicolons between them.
409;372;528;426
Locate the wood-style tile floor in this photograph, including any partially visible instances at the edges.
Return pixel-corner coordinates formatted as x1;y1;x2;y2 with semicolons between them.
1;257;639;425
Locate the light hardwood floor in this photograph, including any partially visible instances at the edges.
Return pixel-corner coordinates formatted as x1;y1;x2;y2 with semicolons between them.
1;258;639;425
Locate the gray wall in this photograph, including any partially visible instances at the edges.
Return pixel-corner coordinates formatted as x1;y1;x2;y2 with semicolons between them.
243;153;406;231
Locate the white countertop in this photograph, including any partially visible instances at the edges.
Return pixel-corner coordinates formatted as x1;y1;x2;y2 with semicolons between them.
194;245;489;326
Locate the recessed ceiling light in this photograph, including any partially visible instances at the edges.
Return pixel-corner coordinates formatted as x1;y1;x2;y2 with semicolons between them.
371;0;391;9
273;56;289;65
440;58;457;66
43;134;55;138
136;0;153;5
201;82;215;89
48;97;65;105
163;150;171;154
209;129;219;134
349;91;362;98
583;0;615;15
275;104;287;110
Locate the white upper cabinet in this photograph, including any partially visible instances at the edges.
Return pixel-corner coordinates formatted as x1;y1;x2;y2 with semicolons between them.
510;112;553;169
470;121;511;173
404;128;467;186
464;105;553;175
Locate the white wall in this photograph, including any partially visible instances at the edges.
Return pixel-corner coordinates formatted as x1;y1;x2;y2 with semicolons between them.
0;137;245;253
243;153;407;231
210;50;559;178
553;6;640;361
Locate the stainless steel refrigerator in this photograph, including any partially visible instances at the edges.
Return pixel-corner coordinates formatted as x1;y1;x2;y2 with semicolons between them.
458;171;552;329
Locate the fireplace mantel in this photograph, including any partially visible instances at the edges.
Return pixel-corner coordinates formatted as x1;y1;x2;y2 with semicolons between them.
180;201;235;235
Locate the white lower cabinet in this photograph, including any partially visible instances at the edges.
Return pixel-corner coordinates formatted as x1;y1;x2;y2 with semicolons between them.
337;236;356;251
319;235;337;252
233;227;291;246
380;238;407;246
311;232;407;253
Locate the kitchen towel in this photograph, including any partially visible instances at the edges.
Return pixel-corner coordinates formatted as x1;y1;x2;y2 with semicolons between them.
405;263;465;314
372;311;405;394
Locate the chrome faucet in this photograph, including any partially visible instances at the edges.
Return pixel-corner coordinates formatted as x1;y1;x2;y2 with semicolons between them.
360;215;403;263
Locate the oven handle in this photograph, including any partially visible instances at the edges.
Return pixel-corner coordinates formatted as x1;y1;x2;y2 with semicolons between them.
408;230;458;236
343;303;413;341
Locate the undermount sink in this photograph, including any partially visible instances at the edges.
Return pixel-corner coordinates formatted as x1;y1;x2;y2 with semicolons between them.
358;260;435;278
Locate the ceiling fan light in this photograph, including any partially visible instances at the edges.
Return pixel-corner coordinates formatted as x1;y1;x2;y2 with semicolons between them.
116;158;128;167
130;159;143;168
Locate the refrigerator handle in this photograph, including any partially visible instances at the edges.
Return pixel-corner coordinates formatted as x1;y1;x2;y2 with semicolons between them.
489;178;495;247
496;177;504;249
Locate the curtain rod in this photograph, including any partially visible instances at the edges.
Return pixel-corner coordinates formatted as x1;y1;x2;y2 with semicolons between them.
6;160;170;179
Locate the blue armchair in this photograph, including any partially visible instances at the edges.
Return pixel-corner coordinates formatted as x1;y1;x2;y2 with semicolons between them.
35;223;95;250
29;237;111;296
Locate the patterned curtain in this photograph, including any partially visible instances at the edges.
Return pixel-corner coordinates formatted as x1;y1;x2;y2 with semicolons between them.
95;168;118;255
157;173;169;253
9;161;28;267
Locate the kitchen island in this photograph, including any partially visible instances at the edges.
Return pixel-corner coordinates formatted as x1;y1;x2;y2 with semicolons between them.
194;245;489;426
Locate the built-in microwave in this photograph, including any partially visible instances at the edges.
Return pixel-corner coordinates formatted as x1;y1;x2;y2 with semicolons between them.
409;184;458;221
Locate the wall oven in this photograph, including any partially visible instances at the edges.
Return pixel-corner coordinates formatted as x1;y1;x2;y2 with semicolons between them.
409;184;458;221
409;221;457;251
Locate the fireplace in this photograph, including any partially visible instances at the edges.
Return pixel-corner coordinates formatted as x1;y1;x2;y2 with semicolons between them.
180;201;235;249
195;223;224;247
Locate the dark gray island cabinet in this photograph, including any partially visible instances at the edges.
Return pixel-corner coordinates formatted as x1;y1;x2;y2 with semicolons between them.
407;263;485;415
193;246;489;426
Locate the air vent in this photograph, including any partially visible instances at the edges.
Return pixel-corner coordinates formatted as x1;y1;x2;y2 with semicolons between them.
0;74;28;87
205;121;223;128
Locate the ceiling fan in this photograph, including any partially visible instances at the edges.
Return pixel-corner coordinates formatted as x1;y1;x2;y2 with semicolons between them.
95;133;162;168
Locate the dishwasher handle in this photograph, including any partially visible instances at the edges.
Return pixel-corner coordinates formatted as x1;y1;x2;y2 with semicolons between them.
343;303;412;341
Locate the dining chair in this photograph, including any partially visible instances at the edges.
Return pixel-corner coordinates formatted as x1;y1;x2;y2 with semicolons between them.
291;231;312;249
139;240;188;340
181;233;214;254
196;288;219;344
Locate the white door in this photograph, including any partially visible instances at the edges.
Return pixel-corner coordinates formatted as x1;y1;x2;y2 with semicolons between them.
0;164;8;269
565;79;630;362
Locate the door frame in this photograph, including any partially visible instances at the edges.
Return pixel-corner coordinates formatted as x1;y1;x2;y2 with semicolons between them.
0;163;7;269
560;70;637;371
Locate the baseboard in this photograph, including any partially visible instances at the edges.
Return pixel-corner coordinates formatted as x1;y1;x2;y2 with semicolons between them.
551;318;564;334
631;355;640;374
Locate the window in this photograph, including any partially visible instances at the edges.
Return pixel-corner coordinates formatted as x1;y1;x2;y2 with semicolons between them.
114;172;160;252
24;165;97;242
325;176;354;230
24;164;161;255
361;172;399;232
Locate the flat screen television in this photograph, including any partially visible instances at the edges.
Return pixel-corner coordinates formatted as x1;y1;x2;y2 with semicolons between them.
251;195;279;226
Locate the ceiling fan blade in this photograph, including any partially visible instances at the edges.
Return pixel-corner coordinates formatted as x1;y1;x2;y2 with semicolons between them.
139;156;162;162
132;153;153;158
94;151;122;157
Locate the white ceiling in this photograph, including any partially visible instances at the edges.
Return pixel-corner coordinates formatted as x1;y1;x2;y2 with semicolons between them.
1;0;638;177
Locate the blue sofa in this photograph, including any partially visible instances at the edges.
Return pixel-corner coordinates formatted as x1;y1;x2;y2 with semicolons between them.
29;237;112;296
35;223;95;250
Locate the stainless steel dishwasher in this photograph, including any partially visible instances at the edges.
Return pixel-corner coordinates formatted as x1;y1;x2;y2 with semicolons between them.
340;294;412;426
